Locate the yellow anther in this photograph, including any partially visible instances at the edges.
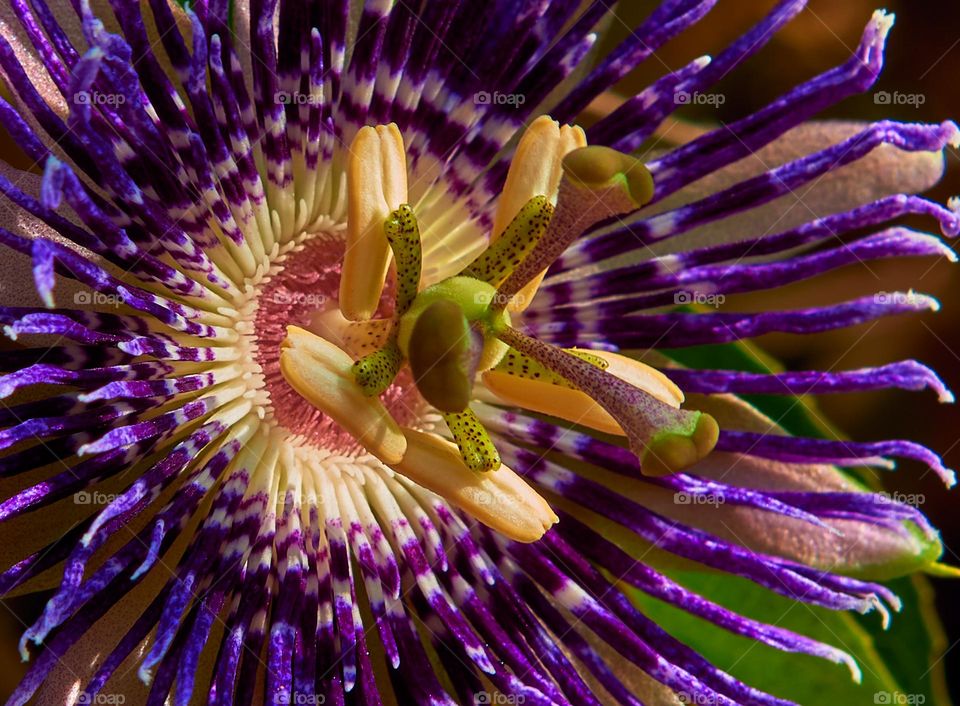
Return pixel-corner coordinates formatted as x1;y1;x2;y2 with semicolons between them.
482;350;683;435
390;429;558;543
307;309;392;358
280;326;407;464
491;116;585;311
340;123;408;321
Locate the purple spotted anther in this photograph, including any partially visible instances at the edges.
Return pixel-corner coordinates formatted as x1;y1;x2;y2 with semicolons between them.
0;1;957;705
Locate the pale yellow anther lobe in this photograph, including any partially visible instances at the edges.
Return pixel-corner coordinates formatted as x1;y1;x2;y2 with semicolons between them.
482;350;683;435
491;116;585;311
390;429;558;543
280;326;407;463
340;124;408;321
308;309;392;358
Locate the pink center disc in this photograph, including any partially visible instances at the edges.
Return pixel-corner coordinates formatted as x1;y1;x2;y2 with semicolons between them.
253;237;424;453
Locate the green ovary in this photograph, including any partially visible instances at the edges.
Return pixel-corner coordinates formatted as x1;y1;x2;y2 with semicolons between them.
398;276;511;373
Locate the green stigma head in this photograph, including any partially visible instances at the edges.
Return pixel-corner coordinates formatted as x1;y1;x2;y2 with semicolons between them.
398;276;511;371
562;145;655;207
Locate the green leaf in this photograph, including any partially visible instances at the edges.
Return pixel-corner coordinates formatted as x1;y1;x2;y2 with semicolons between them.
629;569;904;705
862;574;951;706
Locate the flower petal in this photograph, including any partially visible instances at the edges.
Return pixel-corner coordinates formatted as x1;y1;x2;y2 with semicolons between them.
674;393;943;578
648;120;950;257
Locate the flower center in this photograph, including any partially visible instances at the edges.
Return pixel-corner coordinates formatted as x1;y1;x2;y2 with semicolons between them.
251;236;424;452
269;119;717;543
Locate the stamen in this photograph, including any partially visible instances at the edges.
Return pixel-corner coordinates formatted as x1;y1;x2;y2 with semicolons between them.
442;409;502;473
492;347;611;385
483;348;684;436
280;326;407;464
340;123;408;321
351;204;423;396
390;429;557;543
460;195;554;288
490;116;586;311
494;145;654;310
496;325;717;475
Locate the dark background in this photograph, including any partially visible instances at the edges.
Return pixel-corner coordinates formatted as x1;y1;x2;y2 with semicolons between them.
0;0;957;702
